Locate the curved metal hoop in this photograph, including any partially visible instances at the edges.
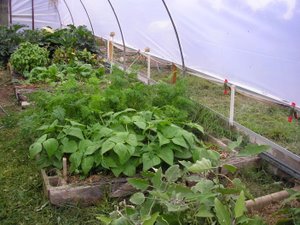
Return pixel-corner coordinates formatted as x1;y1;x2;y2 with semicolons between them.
107;0;126;70
54;3;63;28
9;0;12;25
62;0;75;25
31;0;35;30
161;0;186;74
79;0;95;35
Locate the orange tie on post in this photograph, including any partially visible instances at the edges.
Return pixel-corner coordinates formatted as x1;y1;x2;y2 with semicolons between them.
288;102;298;122
224;79;229;95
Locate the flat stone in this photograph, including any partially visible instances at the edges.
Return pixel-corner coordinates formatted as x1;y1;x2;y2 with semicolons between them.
21;101;30;108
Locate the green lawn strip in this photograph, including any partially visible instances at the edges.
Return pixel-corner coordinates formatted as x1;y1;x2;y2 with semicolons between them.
151;71;300;155
183;75;300;155
0;124;111;225
187;76;300;154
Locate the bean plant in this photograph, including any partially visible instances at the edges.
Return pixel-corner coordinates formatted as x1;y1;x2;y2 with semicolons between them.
29;109;208;177
97;165;266;225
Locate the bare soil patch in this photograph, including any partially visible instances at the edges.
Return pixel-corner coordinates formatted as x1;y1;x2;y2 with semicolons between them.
0;69;16;115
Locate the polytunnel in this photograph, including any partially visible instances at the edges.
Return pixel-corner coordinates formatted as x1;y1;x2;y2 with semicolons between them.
2;0;299;108
1;0;300;222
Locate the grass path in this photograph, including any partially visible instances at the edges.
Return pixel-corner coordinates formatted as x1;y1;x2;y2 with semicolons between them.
0;123;108;225
0;69;107;225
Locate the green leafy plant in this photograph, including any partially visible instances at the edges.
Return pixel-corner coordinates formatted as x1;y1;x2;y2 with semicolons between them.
21;28;48;45
26;64;64;83
52;47;99;66
276;189;300;225
29;109;208;177
42;25;99;55
10;42;49;75
0;24;25;66
97;165;265;225
26;62;105;83
226;136;270;156
21;70;196;129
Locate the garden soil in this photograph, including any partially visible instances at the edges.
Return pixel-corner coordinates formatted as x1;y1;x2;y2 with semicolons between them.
0;69;15;115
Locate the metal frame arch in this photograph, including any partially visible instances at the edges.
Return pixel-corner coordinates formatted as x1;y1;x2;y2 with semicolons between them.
31;0;35;30
107;0;126;70
79;0;95;35
161;0;186;74
53;3;63;28
62;0;74;25
9;0;12;25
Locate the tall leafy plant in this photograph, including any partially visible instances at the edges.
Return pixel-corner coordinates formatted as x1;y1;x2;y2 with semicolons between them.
0;24;24;66
42;25;99;55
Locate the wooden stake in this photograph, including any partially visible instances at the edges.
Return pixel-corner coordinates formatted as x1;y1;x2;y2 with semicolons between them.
108;32;115;73
145;47;151;84
108;41;114;62
229;85;236;126
171;63;177;84
63;157;67;181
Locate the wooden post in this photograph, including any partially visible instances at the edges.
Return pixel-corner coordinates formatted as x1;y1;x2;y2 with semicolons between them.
63;157;67;181
229;85;236;126
145;47;151;84
108;32;115;73
171;63;177;84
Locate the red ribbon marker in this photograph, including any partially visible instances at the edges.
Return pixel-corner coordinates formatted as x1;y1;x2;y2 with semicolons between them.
288;102;298;122
224;79;229;95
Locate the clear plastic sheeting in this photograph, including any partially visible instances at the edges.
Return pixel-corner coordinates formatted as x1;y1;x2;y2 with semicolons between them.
11;0;61;29
10;0;300;105
165;0;300;105
72;0;121;42
59;0;89;28
11;0;32;28
34;0;61;28
112;0;180;62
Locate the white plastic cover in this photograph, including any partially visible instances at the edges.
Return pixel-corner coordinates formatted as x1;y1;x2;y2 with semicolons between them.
11;0;300;105
11;0;61;29
165;0;300;105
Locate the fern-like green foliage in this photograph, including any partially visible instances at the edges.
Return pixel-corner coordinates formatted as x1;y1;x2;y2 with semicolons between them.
20;70;197;137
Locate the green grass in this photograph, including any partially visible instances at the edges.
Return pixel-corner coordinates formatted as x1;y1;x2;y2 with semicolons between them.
151;70;300;155
185;75;300;154
237;166;293;198
0;115;113;225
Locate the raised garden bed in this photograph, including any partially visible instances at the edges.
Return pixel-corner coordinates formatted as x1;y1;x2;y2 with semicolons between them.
7;63;47;107
41;169;133;206
40;136;265;206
